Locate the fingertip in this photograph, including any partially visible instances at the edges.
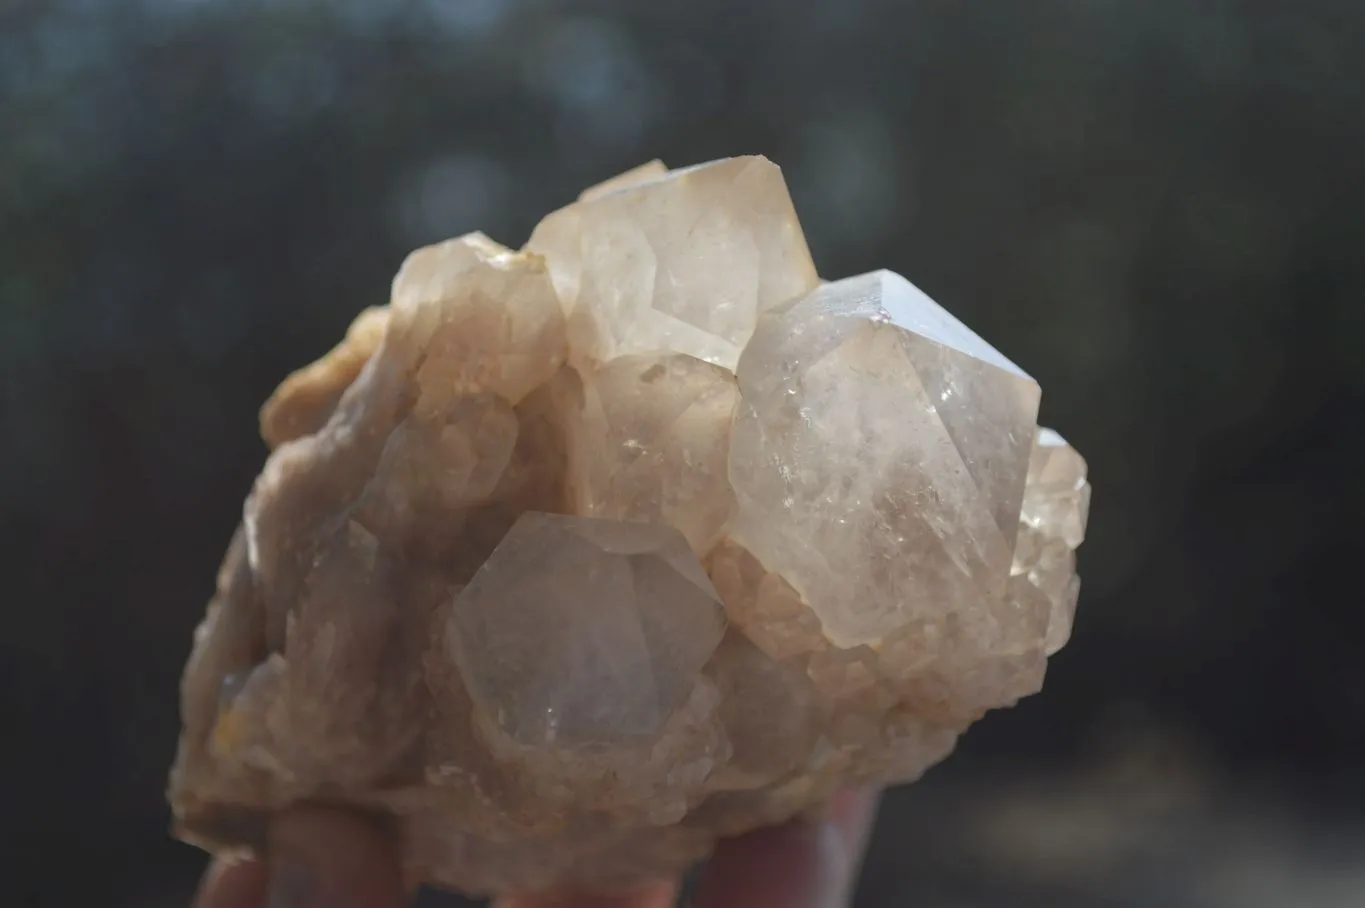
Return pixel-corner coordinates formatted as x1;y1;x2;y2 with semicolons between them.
494;881;678;908
695;788;881;908
265;805;406;908
193;855;268;908
828;788;881;863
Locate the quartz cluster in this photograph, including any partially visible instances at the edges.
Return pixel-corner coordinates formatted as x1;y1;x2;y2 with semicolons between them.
168;156;1091;896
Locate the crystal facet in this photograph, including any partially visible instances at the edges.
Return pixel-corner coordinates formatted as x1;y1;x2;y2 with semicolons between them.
526;156;819;371
446;512;727;748
729;269;1041;647
168;157;1090;898
566;352;739;554
1012;428;1091;655
390;231;566;407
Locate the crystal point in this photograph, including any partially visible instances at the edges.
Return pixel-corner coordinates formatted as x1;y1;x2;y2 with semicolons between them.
391;231;566;406
526;156;819;370
729;269;1041;647
1013;428;1091;655
446;513;727;748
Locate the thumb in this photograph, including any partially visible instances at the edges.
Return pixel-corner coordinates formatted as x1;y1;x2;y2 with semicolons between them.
262;806;407;908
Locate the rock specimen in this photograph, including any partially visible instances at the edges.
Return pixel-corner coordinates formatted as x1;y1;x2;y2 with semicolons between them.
168;156;1091;897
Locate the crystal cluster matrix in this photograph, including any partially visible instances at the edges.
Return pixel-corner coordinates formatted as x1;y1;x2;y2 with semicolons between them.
168;156;1091;896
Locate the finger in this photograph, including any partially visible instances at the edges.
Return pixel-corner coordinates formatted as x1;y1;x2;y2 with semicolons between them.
263;805;407;908
694;788;881;908
494;880;678;908
193;855;268;908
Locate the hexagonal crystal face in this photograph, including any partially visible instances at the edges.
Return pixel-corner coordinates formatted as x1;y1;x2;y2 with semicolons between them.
446;512;728;748
728;270;1042;647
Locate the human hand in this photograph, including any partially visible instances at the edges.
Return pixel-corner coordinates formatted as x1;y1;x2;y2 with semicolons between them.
192;790;880;908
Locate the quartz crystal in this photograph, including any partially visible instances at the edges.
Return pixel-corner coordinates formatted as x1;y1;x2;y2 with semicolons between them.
566;352;739;554
1013;429;1091;655
526;156;819;371
169;156;1091;898
728;269;1041;649
447;512;727;748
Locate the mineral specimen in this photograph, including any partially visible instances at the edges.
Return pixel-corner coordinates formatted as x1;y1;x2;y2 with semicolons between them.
168;156;1091;897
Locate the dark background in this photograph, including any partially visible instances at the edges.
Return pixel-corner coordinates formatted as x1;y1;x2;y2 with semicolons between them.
3;1;1363;906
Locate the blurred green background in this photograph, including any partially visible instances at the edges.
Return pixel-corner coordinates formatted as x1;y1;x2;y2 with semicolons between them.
2;1;1362;906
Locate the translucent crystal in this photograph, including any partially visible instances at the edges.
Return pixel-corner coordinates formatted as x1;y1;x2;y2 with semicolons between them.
567;353;739;554
390;231;566;407
578;159;668;202
526;156;819;370
1012;428;1091;655
729;269;1041;647
445;512;728;748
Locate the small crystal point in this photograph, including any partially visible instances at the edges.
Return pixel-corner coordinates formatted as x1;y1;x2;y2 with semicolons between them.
578;159;669;201
1013;428;1091;655
445;512;728;748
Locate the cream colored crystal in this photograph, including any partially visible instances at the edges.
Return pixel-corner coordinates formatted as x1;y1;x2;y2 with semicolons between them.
390;231;566;407
729;269;1041;648
566;353;739;554
169;157;1089;899
526;156;819;370
578;159;668;201
445;512;728;748
1012;428;1091;655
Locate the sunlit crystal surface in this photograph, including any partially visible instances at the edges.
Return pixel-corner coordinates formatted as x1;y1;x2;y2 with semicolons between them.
728;269;1041;647
390;231;566;407
1013;428;1091;655
526;156;819;370
168;157;1089;898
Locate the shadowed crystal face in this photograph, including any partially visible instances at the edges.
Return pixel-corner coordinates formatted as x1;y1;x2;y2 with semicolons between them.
446;513;728;748
568;353;740;555
728;270;1042;647
526;156;819;370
